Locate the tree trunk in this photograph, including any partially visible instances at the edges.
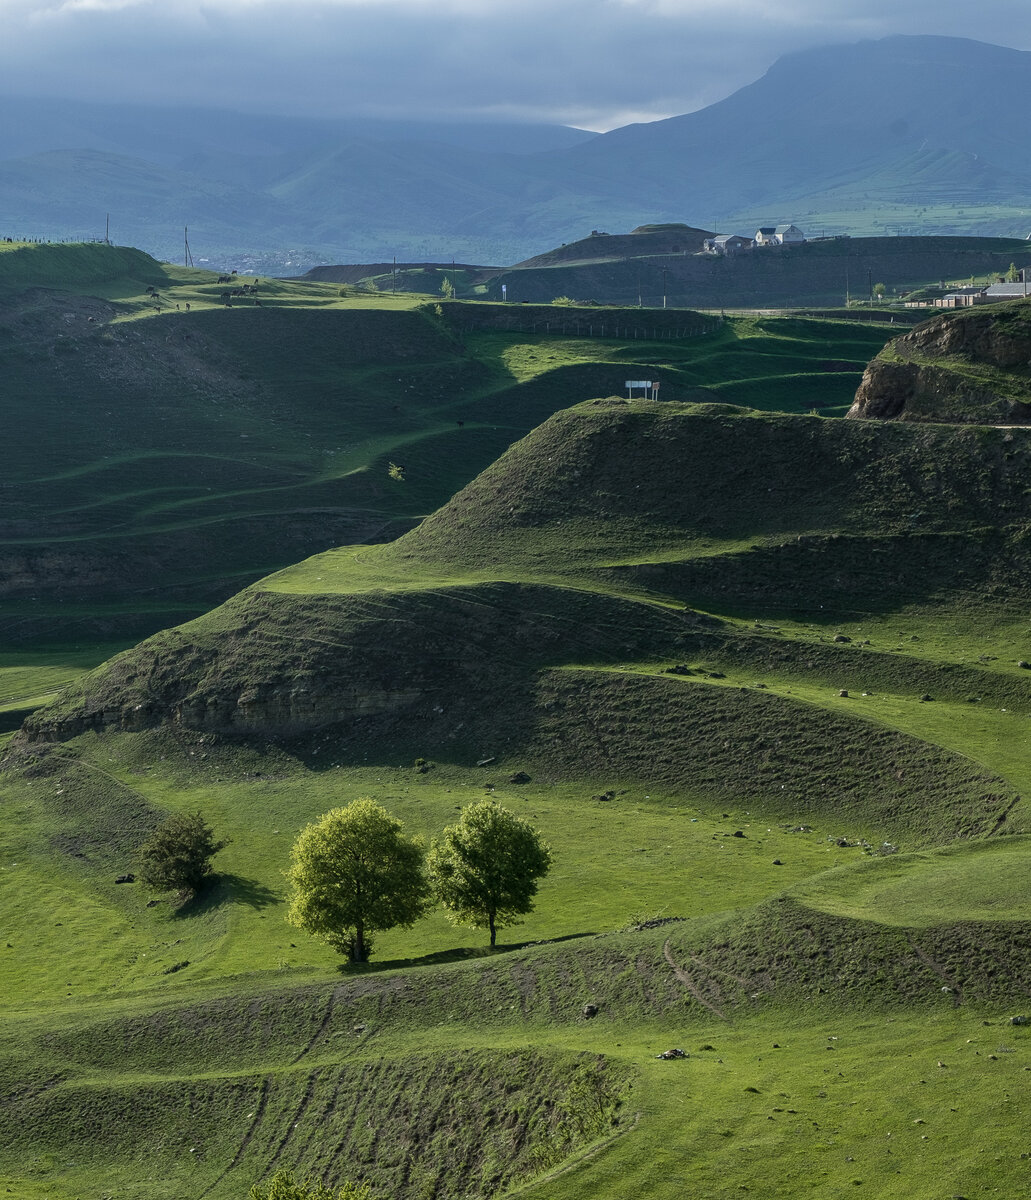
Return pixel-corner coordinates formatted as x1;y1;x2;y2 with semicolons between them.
353;918;366;962
489;911;496;948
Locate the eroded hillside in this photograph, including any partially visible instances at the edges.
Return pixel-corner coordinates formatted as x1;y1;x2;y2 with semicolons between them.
849;297;1031;422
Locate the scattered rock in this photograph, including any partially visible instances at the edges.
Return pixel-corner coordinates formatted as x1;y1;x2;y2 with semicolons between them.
732;830;746;838
114;873;136;884
772;859;783;865
582;1003;599;1018
592;790;616;802
664;664;694;675
919;694;934;703
162;960;190;975
1018;661;1030;670
833;634;852;643
838;689;849;698
1010;1015;1029;1026
656;1047;688;1060
508;771;531;784
145;899;159;908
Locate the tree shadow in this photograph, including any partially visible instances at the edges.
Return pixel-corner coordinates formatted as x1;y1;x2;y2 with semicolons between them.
339;930;598;975
172;872;282;919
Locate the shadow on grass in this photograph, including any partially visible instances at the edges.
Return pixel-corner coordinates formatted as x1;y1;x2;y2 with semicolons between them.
339;930;598;975
173;872;282;919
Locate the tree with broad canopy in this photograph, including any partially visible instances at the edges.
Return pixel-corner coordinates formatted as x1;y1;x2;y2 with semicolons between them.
428;799;552;947
287;798;431;962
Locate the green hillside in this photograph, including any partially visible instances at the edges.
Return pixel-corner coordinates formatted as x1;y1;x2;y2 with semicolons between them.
5;246;1031;1200
483;233;1031;308
0;243;898;669
7;385;1031;1196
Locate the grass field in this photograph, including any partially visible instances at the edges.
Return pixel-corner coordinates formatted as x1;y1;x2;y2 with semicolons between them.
4;243;1031;1200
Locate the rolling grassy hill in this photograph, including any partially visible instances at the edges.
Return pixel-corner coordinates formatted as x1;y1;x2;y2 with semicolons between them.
4;336;1031;1200
0;240;905;737
481;231;1031;309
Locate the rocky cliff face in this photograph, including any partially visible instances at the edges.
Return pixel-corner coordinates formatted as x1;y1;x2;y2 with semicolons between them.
848;300;1031;423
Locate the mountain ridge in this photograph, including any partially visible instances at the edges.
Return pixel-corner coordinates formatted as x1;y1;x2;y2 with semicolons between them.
4;35;1031;268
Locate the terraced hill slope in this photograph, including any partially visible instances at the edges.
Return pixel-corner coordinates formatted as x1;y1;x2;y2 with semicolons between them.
5;255;1031;1200
0;241;908;737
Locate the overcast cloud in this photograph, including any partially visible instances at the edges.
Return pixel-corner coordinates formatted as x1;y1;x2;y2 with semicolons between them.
1;0;1030;129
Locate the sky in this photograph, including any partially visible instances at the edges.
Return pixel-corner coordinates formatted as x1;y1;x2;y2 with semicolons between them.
1;0;1030;131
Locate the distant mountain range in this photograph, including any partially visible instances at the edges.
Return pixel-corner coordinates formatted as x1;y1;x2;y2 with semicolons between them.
2;35;1030;271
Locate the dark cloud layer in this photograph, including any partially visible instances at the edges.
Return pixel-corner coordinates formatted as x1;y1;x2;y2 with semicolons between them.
3;0;1031;129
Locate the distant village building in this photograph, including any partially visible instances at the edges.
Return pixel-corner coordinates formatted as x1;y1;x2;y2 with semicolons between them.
984;280;1030;300
754;224;806;246
703;234;752;255
934;286;989;308
934;274;1029;307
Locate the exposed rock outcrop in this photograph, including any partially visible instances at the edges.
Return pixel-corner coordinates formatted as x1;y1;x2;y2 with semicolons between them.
848;299;1031;423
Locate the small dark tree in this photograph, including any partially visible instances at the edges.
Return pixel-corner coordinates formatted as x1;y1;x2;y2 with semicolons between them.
138;811;228;897
429;800;552;947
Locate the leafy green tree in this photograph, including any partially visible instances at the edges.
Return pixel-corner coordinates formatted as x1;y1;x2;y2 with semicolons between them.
138;811;227;897
287;798;431;962
439;275;455;300
250;1170;371;1200
428;800;552;947
1007;262;1020;282
872;282;886;300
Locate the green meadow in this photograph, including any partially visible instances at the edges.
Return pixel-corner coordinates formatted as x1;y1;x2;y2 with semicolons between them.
2;244;1031;1200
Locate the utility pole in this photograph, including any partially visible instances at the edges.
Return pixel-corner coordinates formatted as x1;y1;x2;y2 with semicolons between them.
662;267;668;309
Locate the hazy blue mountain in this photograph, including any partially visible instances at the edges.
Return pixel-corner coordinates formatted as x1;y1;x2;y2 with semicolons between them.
2;36;1029;269
558;36;1031;216
0;97;596;165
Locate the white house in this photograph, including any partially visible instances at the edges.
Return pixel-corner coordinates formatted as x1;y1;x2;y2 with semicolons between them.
754;224;805;246
704;234;752;254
